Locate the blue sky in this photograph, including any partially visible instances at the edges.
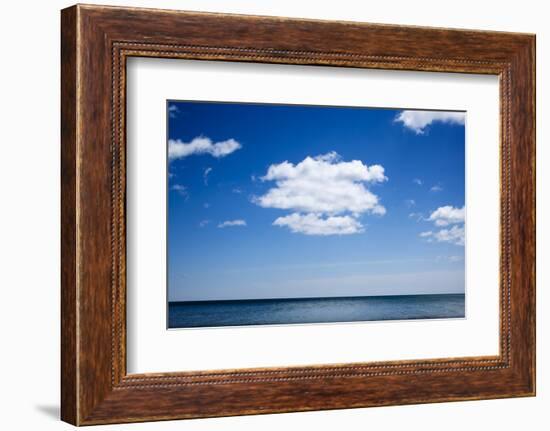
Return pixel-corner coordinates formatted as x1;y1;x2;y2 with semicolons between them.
167;101;465;302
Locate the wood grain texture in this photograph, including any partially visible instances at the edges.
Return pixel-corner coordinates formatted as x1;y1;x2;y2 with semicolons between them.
60;4;535;425
60;6;78;425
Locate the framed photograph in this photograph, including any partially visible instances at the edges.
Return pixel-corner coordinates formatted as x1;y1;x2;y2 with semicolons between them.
61;4;535;425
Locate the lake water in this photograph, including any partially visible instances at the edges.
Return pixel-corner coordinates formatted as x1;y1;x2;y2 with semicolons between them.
168;293;465;328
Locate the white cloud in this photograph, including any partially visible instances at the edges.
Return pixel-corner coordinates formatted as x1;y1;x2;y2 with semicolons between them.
203;167;212;185
199;220;210;227
421;205;465;246
168;136;242;160
428;205;465;227
254;152;387;236
430;184;443;192
218;219;247;228
405;199;416;207
409;212;424;221
413;178;423;185
255;152;387;215
421;225;465;246
171;184;188;198
168;104;179;118
395;110;465;134
273;213;364;236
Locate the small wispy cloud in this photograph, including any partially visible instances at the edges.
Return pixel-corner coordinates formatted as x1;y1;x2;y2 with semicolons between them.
409;212;424;222
413;178;423;186
203;167;212;185
169;136;242;160
168;104;179;119
232;188;243;194
395;110;465;134
405;199;416;208
430;184;443;192
218;219;247;228
199;220;210;228
171;184;188;198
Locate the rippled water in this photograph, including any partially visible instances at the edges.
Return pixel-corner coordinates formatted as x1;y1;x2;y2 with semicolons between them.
168;294;465;328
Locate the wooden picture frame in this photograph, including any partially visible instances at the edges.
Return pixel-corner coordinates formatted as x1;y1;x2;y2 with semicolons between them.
61;4;535;425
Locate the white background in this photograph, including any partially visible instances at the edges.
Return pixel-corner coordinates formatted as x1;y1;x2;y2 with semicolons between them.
127;59;500;373
0;0;547;430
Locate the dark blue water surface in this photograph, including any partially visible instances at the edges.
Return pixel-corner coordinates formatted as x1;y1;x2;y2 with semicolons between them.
168;294;465;328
